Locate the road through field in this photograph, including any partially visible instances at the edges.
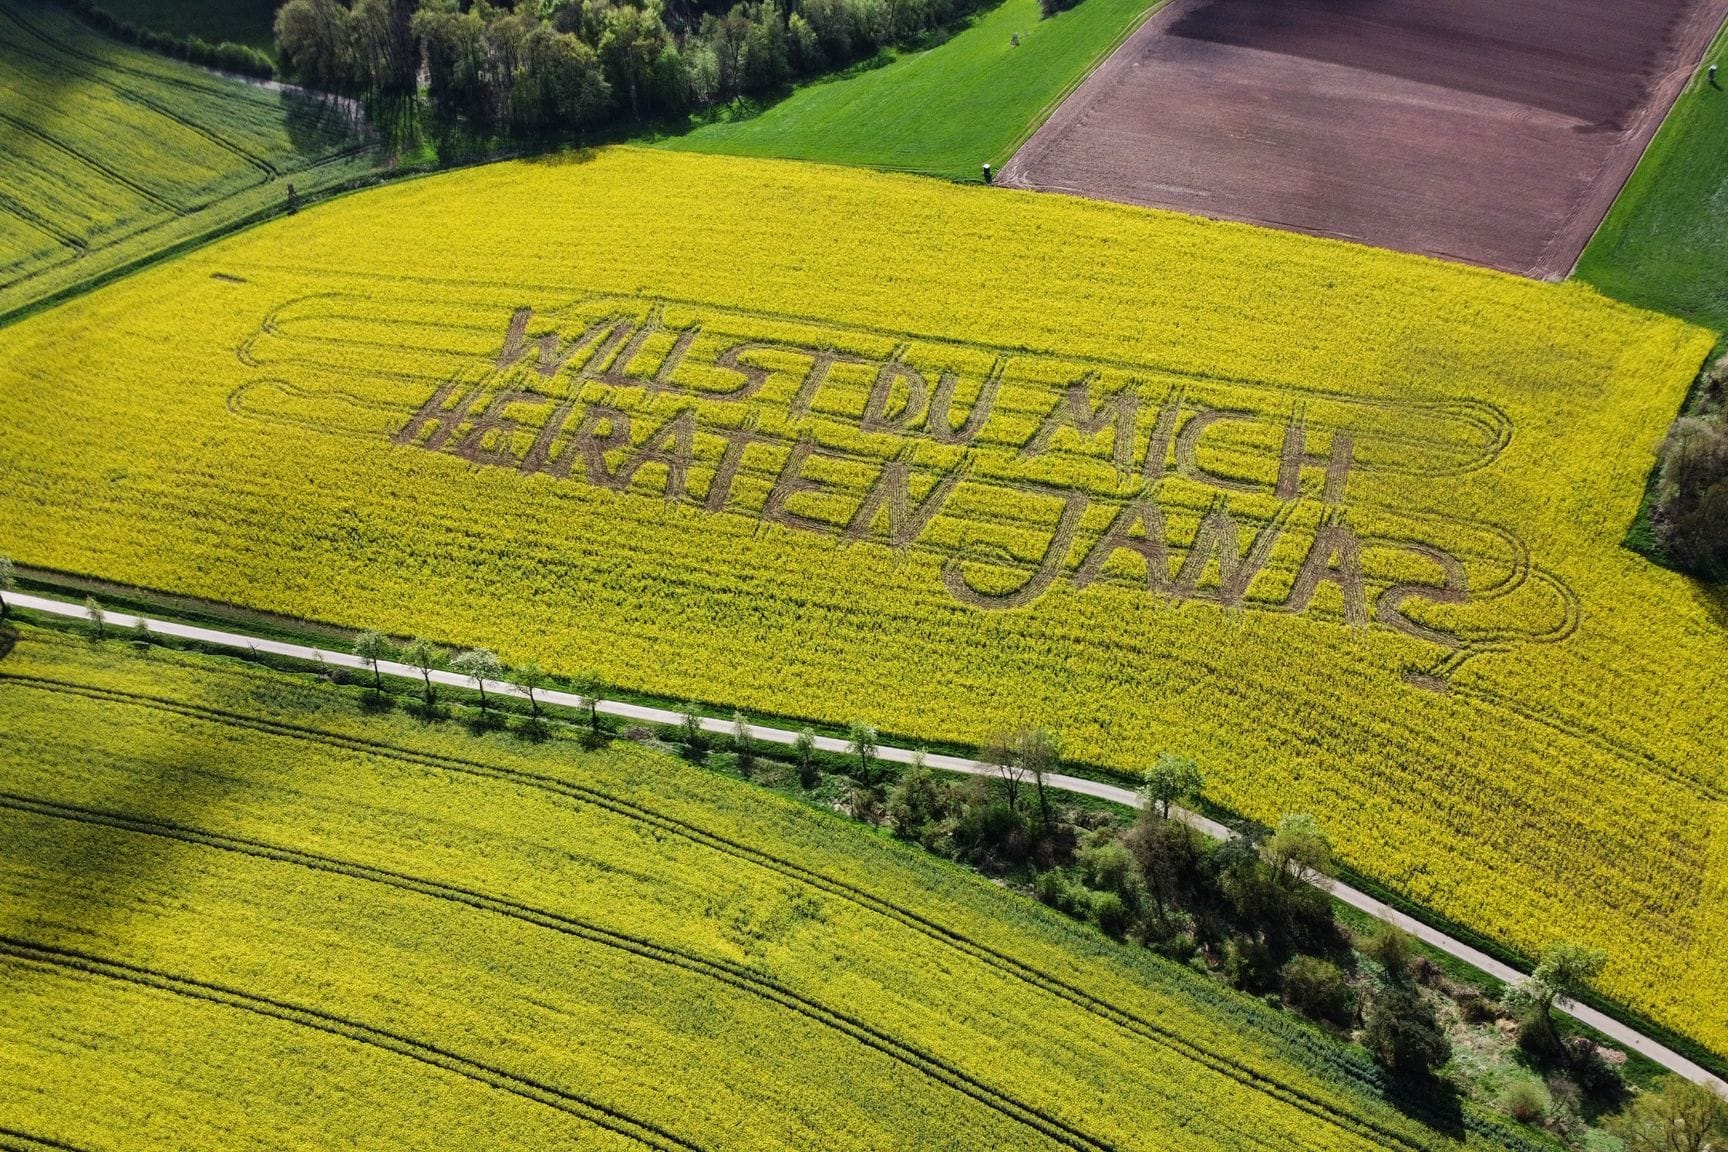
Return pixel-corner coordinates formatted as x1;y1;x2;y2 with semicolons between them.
8;590;1724;1097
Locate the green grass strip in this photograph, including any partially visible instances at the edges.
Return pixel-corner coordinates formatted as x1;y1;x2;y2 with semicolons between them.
1576;15;1728;339
652;0;1160;180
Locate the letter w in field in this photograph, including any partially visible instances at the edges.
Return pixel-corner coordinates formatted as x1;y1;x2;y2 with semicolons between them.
497;307;613;378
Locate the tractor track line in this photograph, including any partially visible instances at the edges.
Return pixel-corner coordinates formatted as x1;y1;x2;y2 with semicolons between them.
0;791;1125;1152
0;936;706;1152
0;110;185;215
0;1128;100;1152
0;671;1451;1152
0;196;85;252
0;11;278;178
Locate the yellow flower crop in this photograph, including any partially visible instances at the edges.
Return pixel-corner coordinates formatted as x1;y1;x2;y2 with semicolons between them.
0;148;1721;1056
0;627;1542;1150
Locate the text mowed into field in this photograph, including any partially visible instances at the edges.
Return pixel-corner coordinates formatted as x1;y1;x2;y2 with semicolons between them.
1003;0;1728;276
1;149;1724;1058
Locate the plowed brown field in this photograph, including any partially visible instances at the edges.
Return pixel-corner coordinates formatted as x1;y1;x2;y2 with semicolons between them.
1002;0;1728;277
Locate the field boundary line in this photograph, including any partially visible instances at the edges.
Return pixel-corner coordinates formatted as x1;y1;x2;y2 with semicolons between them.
7;590;1725;1096
1558;0;1728;279
0;790;1134;1152
0;161;382;332
0;936;708;1152
0;669;1467;1150
992;0;1173;170
996;0;1194;186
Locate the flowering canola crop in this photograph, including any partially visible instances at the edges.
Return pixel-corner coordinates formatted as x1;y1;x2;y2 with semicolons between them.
0;628;1545;1151
0;148;1722;1056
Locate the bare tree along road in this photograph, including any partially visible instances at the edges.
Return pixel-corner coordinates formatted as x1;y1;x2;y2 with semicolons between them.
9;590;1725;1097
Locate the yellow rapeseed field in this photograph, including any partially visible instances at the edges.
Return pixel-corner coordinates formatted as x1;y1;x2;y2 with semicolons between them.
0;627;1545;1151
0;148;1722;1056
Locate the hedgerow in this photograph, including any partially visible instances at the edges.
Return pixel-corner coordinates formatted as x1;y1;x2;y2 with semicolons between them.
55;0;275;78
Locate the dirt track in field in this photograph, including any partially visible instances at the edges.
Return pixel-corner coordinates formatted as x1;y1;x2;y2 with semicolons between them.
1001;0;1728;277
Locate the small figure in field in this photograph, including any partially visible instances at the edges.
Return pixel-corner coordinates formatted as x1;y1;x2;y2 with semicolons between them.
983;162;992;184
285;183;298;214
1710;63;1719;88
1011;32;1019;46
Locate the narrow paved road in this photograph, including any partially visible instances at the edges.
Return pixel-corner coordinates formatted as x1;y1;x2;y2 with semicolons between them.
9;590;1725;1095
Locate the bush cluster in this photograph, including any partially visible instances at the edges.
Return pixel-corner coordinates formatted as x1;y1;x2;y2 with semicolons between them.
879;749;1413;1048
1651;357;1728;578
59;0;276;78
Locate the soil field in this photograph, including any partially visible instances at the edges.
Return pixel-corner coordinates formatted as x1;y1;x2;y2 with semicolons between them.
1001;0;1728;277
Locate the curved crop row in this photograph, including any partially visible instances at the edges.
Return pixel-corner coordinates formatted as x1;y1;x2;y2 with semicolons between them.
0;938;705;1152
0;670;1439;1151
0;633;1544;1151
0;790;1124;1152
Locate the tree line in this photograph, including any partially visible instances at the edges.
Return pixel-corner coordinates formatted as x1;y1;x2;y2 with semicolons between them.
57;0;276;79
274;0;998;138
1650;354;1728;578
